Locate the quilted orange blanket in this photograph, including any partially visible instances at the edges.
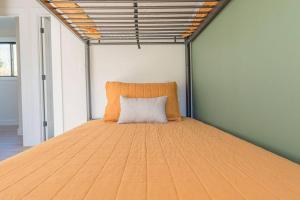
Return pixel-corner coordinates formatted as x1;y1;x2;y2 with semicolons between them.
0;118;299;199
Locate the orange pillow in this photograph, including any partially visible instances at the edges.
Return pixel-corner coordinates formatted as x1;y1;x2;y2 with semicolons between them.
104;82;181;121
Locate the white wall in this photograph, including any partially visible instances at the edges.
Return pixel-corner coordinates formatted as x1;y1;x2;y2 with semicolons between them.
50;18;88;134
0;0;88;145
50;18;64;136
90;45;186;119
60;25;87;131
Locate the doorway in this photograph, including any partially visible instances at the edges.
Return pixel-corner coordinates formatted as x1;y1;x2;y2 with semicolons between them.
40;16;54;141
0;16;24;160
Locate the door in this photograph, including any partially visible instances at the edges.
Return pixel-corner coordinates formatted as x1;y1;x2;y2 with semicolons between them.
40;17;54;141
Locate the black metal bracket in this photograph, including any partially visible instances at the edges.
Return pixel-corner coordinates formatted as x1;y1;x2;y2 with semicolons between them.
186;0;231;43
133;0;141;49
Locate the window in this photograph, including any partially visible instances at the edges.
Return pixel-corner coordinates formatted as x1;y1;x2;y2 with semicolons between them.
0;43;18;77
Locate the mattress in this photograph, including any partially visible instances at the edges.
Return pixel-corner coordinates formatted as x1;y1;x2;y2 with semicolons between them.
0;118;299;200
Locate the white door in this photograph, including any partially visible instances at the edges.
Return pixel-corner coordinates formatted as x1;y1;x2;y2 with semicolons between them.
40;17;54;140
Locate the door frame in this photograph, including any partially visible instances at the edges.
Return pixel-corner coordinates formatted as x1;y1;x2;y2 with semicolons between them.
39;16;54;141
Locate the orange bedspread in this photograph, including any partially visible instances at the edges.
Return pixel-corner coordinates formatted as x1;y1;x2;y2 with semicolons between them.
0;118;299;200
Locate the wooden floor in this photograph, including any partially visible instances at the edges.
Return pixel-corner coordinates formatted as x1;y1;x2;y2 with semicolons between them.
0;126;28;161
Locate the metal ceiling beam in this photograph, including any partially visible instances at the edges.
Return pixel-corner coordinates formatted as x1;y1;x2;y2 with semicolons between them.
89;37;183;40
133;0;140;48
38;0;231;45
76;28;190;32
66;16;206;21
83;34;186;38
48;0;219;3
37;0;85;42
89;42;185;45
186;0;231;43
70;21;201;25
74;25;198;29
54;5;215;10
58;11;209;16
83;34;184;40
80;32;186;35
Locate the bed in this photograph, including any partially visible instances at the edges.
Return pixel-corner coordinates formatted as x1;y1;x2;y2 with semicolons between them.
0;118;299;200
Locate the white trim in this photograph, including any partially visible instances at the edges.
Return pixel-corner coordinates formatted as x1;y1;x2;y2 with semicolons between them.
0;37;16;42
59;24;65;133
0;77;17;81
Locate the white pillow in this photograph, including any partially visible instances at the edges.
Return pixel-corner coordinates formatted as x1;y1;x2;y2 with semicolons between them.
118;96;168;124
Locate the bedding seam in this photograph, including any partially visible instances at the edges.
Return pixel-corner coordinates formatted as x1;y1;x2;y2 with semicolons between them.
50;125;125;199
0;125;91;178
113;125;138;200
21;125;112;199
156;125;180;200
164;124;213;200
145;124;148;200
0;125;100;193
194;122;284;198
183;122;249;200
81;125;132;200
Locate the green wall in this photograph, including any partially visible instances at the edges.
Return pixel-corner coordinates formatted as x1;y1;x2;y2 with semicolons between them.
191;0;300;163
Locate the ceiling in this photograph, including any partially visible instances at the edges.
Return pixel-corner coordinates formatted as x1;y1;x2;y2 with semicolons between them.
38;0;230;47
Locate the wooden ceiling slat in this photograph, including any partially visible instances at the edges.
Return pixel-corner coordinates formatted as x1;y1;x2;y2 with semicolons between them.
37;0;230;44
